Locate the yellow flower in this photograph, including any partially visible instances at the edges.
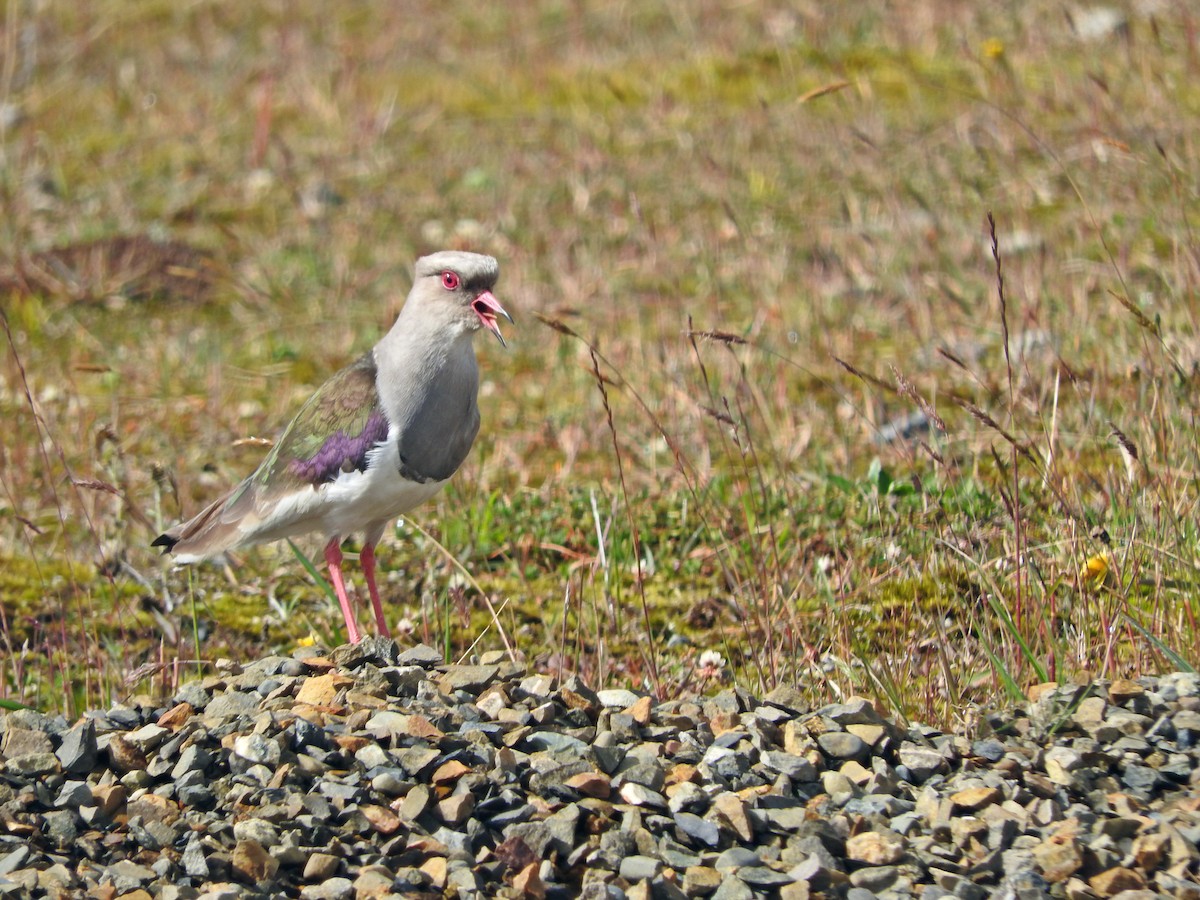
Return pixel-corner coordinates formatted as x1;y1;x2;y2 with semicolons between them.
982;38;1005;61
297;634;317;648
1081;553;1112;588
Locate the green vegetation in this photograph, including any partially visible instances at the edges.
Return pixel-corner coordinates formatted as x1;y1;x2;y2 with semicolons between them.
2;2;1198;726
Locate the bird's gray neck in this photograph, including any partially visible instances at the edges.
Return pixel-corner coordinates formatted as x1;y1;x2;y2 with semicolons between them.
372;323;481;484
375;316;474;403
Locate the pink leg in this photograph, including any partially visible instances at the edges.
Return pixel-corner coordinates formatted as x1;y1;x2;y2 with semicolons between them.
324;537;361;644
361;542;391;638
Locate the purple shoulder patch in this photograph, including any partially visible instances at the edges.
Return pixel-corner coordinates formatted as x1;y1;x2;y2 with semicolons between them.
289;409;389;484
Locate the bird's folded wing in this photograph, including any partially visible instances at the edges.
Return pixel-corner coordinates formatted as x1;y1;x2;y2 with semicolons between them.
223;352;388;516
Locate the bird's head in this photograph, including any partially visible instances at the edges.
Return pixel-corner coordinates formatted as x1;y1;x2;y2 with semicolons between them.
413;250;511;346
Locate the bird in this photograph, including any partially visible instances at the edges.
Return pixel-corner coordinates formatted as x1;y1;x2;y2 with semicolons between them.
153;250;510;645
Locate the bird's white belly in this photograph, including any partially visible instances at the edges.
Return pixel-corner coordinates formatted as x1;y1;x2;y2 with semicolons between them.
249;440;447;543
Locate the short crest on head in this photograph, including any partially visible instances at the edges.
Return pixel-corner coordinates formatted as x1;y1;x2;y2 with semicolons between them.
414;251;499;288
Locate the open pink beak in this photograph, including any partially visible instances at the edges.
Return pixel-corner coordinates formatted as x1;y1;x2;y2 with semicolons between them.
472;291;512;346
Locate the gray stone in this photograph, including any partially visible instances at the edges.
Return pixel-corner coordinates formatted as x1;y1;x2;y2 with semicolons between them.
544;803;581;856
397;644;443;666
1;637;1197;900
5;751;60;775
821;698;885;726
851;865;900;890
107;859;157;891
667;781;706;814
618;782;668;808
172;744;212;779
614;761;666;791
523;731;589;755
619;855;663;881
595;828;635;870
658;834;702;869
817;731;869;763
758;804;807;832
738;866;794;887
676;811;721;847
1121;763;1160;792
716;847;762;870
203;690;260;719
597;689;642;708
439;664;499;692
53;780;92;808
299;876;355;900
231;732;280;766
711;877;754;900
898;742;948;780
125;723;169;751
0;847;30;876
55;720;97;774
232;817;279;848
181;832;209;879
761;750;817;781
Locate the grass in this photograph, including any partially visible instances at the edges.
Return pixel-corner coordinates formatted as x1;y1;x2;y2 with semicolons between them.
2;1;1199;726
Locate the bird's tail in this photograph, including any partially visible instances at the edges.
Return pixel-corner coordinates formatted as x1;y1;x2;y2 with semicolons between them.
153;487;247;564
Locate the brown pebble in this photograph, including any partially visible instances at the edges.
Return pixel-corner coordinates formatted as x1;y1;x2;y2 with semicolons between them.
950;786;1003;812
512;861;546;898
289;704;328;724
667;763;698;786
1106;792;1145;816
333;734;370;753
92;784;127;817
420;856;448;889
353;866;395;899
710;712;740;735
232;838;278;883
683;866;723;895
1107;678;1145;704
432;760;471;785
846;723;887;747
302;852;340;880
106;734;147;773
1131;830;1169;870
565;772;611;799
352;868;396;900
494;834;538;872
398;784;431;822
361;803;402;835
1089;866;1146;896
156;702;194;730
438;792;476;825
626;696;654;725
299;655;337;671
294;672;352;707
403;713;445;741
710;792;754;841
1031;836;1083;882
561;687;600;716
127;793;179;824
1027;682;1059;702
845;830;906;865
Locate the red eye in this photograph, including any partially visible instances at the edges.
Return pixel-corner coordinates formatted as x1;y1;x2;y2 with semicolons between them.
441;271;460;290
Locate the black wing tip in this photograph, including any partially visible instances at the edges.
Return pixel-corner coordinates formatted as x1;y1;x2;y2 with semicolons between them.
151;533;179;554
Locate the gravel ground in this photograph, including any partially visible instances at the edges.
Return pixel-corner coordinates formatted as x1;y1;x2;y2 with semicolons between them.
1;638;1199;899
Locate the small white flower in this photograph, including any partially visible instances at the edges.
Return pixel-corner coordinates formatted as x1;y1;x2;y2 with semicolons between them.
696;650;727;678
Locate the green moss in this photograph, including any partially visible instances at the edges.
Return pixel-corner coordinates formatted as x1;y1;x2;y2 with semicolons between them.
0;556;98;620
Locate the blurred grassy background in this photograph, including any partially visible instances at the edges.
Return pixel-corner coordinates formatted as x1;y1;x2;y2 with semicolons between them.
2;1;1199;723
